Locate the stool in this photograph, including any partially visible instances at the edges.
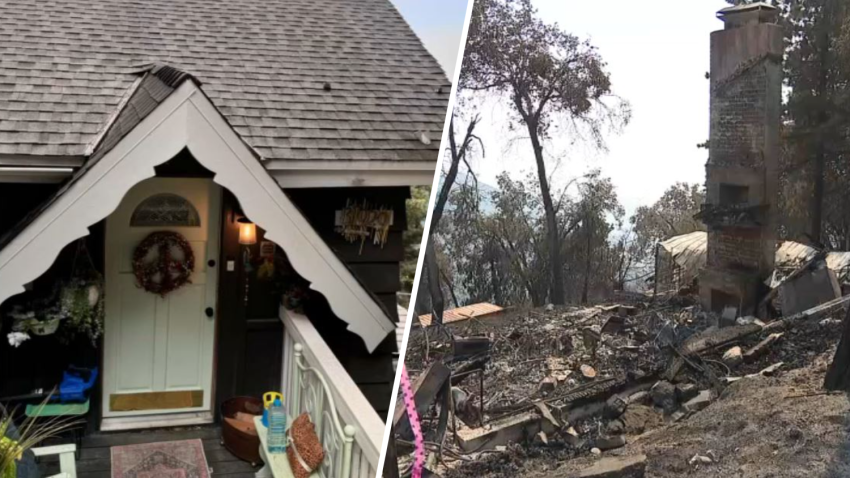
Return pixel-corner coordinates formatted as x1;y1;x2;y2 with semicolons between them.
26;400;89;459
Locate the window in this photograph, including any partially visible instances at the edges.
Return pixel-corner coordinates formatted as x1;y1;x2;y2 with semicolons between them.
130;193;200;227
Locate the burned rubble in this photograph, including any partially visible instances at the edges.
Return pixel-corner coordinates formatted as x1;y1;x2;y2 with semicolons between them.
392;282;850;478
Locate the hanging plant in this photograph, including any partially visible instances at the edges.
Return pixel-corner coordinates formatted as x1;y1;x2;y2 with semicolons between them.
59;276;104;345
4;240;105;346
132;231;195;296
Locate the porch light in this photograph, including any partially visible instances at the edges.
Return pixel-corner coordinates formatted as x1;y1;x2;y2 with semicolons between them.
238;217;257;245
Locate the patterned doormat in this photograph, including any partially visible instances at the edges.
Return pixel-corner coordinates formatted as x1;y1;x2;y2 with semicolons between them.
111;439;211;478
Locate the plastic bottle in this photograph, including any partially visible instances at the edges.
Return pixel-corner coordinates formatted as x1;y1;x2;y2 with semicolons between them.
267;397;287;454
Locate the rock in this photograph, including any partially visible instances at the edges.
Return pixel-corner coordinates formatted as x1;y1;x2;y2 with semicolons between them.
545;303;555;311
595;435;626;451
581;364;598;379
675;383;699;402
722;346;743;367
683;391;712;413
621;405;662;435
650;380;678;413
577;454;647;478
604;395;628;418
590;447;602;456
605;419;625;435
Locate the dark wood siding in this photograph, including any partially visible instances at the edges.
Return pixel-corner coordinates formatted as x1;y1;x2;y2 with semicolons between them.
286;187;408;419
214;190;284;419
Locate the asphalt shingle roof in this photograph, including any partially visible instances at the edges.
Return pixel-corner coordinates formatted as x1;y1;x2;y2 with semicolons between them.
0;0;450;162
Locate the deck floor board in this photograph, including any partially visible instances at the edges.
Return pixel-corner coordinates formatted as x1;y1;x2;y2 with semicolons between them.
40;426;258;477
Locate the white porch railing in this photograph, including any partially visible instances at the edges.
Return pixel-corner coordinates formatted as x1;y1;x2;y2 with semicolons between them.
280;307;383;478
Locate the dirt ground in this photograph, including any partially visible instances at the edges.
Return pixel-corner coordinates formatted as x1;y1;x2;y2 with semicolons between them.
400;297;850;478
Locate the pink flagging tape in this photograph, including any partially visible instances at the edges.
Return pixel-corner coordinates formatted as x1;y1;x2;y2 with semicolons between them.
401;364;425;478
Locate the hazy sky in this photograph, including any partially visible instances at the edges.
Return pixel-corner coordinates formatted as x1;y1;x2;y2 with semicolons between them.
389;0;471;79
462;0;730;217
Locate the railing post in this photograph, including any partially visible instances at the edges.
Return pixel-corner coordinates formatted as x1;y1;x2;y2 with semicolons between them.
292;343;303;415
341;425;356;478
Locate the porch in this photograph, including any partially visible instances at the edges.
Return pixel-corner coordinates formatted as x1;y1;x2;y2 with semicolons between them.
34;307;383;478
40;427;250;478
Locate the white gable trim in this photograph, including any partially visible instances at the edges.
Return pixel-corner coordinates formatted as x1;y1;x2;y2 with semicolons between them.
265;160;437;187
0;81;394;352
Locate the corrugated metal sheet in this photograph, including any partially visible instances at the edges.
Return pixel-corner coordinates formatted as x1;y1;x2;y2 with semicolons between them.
658;231;707;280
658;231;850;286
418;302;504;327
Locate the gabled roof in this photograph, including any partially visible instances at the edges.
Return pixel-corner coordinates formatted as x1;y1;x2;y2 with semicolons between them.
0;64;199;253
0;0;450;163
0;77;396;351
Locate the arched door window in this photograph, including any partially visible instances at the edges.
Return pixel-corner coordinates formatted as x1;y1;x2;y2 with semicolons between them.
130;193;200;227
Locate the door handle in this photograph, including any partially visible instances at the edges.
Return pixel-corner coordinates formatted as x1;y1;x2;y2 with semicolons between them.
205;307;215;318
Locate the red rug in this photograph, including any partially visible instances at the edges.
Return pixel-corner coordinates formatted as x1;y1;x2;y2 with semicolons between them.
111;439;210;478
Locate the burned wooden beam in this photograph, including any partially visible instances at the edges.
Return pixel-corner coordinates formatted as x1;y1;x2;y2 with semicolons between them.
393;361;451;439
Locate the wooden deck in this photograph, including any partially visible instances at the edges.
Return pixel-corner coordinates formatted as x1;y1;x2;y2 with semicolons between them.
40;426;258;478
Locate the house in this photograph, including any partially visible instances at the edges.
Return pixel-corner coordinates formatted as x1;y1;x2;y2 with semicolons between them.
0;0;448;475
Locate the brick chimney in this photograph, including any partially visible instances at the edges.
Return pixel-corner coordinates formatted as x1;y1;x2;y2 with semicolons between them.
698;2;783;315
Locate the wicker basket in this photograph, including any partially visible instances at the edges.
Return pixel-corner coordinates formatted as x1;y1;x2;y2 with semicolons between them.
221;396;264;466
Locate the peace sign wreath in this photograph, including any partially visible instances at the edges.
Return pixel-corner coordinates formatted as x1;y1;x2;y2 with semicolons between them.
132;231;195;296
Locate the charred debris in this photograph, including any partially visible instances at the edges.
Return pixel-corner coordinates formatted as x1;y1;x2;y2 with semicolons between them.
390;255;850;478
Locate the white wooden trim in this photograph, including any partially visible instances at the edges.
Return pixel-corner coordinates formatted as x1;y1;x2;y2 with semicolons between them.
0;167;73;183
281;308;383;468
31;444;77;457
100;411;214;431
32;444;77;478
272;170;436;188
267;159;437;188
264;160;437;171
0;81;393;352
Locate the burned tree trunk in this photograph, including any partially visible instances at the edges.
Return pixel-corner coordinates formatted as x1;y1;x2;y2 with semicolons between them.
825;305;850;391
526;119;565;305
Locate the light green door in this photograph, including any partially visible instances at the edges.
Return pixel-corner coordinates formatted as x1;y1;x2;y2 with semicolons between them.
103;178;221;418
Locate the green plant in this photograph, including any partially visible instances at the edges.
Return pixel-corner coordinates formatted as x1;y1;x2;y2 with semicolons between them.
0;399;83;478
59;277;104;345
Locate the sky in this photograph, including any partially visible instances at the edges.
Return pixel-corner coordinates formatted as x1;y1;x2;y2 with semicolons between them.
389;0;471;79
461;0;730;217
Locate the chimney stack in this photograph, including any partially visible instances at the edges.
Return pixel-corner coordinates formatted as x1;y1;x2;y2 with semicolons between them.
698;2;783;315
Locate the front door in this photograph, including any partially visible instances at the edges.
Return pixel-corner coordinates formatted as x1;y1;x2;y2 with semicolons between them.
103;178;221;421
